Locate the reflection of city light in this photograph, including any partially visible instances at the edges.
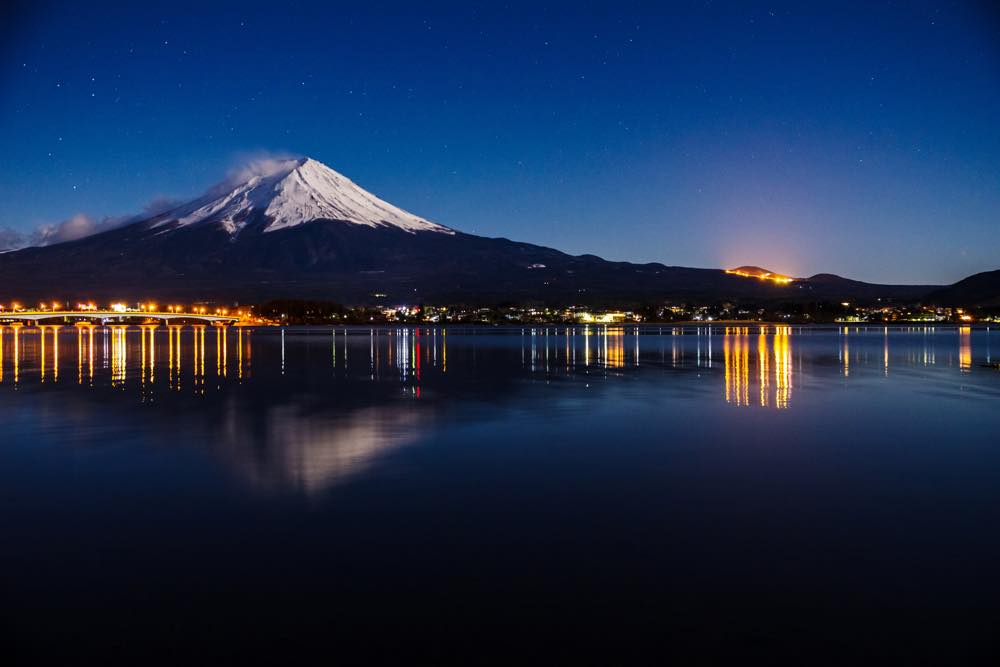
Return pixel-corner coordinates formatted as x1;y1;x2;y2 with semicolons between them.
77;327;84;384
604;327;625;368
758;329;769;407
841;327;850;377
884;327;890;376
40;326;47;381
36;325;63;382
959;326;971;372
774;326;791;409
51;326;60;382
12;325;20;383
110;326;127;385
725;326;791;409
724;328;750;406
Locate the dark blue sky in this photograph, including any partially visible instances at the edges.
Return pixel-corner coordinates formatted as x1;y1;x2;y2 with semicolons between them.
1;1;997;283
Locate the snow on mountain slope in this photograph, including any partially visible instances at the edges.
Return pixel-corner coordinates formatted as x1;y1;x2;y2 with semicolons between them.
155;157;453;235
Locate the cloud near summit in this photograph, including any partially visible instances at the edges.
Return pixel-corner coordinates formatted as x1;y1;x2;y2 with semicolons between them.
0;154;299;252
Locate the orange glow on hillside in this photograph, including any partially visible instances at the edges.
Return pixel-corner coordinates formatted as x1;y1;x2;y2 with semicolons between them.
725;266;795;285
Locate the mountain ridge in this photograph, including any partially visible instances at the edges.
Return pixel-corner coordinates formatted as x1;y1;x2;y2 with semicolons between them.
925;269;1000;308
0;157;982;306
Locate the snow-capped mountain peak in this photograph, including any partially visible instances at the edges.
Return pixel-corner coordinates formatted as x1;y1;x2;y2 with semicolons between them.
155;157;453;235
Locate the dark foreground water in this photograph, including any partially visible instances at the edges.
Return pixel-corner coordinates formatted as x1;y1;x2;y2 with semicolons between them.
2;324;999;663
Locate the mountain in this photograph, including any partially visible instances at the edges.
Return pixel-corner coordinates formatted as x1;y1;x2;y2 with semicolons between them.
797;273;934;301
0;157;944;305
925;270;1000;308
156;157;452;236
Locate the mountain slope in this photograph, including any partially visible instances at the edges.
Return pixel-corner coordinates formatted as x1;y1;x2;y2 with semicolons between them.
798;273;934;301
0;158;944;305
925;269;1000;307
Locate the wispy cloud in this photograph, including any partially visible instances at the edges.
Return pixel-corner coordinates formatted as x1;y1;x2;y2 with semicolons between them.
216;151;302;192
0;226;27;252
2;152;301;251
2;196;183;250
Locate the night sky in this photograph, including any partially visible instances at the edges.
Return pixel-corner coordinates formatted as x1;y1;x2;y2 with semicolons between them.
1;1;997;284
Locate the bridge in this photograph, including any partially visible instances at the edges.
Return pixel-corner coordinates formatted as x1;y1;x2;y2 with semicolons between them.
0;310;240;325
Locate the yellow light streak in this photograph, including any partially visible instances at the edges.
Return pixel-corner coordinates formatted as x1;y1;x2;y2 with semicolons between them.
773;326;792;409
959;326;971;372
725;268;794;284
12;324;20;384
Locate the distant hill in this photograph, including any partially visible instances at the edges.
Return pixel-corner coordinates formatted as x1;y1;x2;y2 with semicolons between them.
797;273;935;302
925;269;1000;307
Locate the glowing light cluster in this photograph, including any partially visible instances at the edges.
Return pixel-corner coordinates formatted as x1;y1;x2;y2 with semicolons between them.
725;268;795;284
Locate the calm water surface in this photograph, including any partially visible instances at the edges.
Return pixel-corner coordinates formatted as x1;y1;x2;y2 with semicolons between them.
2;324;999;663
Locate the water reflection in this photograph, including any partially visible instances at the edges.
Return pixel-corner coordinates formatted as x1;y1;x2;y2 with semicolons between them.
111;326;127;386
524;325;642;371
959;326;972;372
0;323;997;497
722;326;792;409
0;324;994;396
219;402;424;493
76;324;95;385
841;326;850;377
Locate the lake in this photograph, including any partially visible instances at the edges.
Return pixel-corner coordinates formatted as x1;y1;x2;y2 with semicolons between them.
2;324;999;663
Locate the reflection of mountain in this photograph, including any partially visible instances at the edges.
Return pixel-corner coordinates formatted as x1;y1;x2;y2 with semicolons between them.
218;399;428;494
4;324;990;498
